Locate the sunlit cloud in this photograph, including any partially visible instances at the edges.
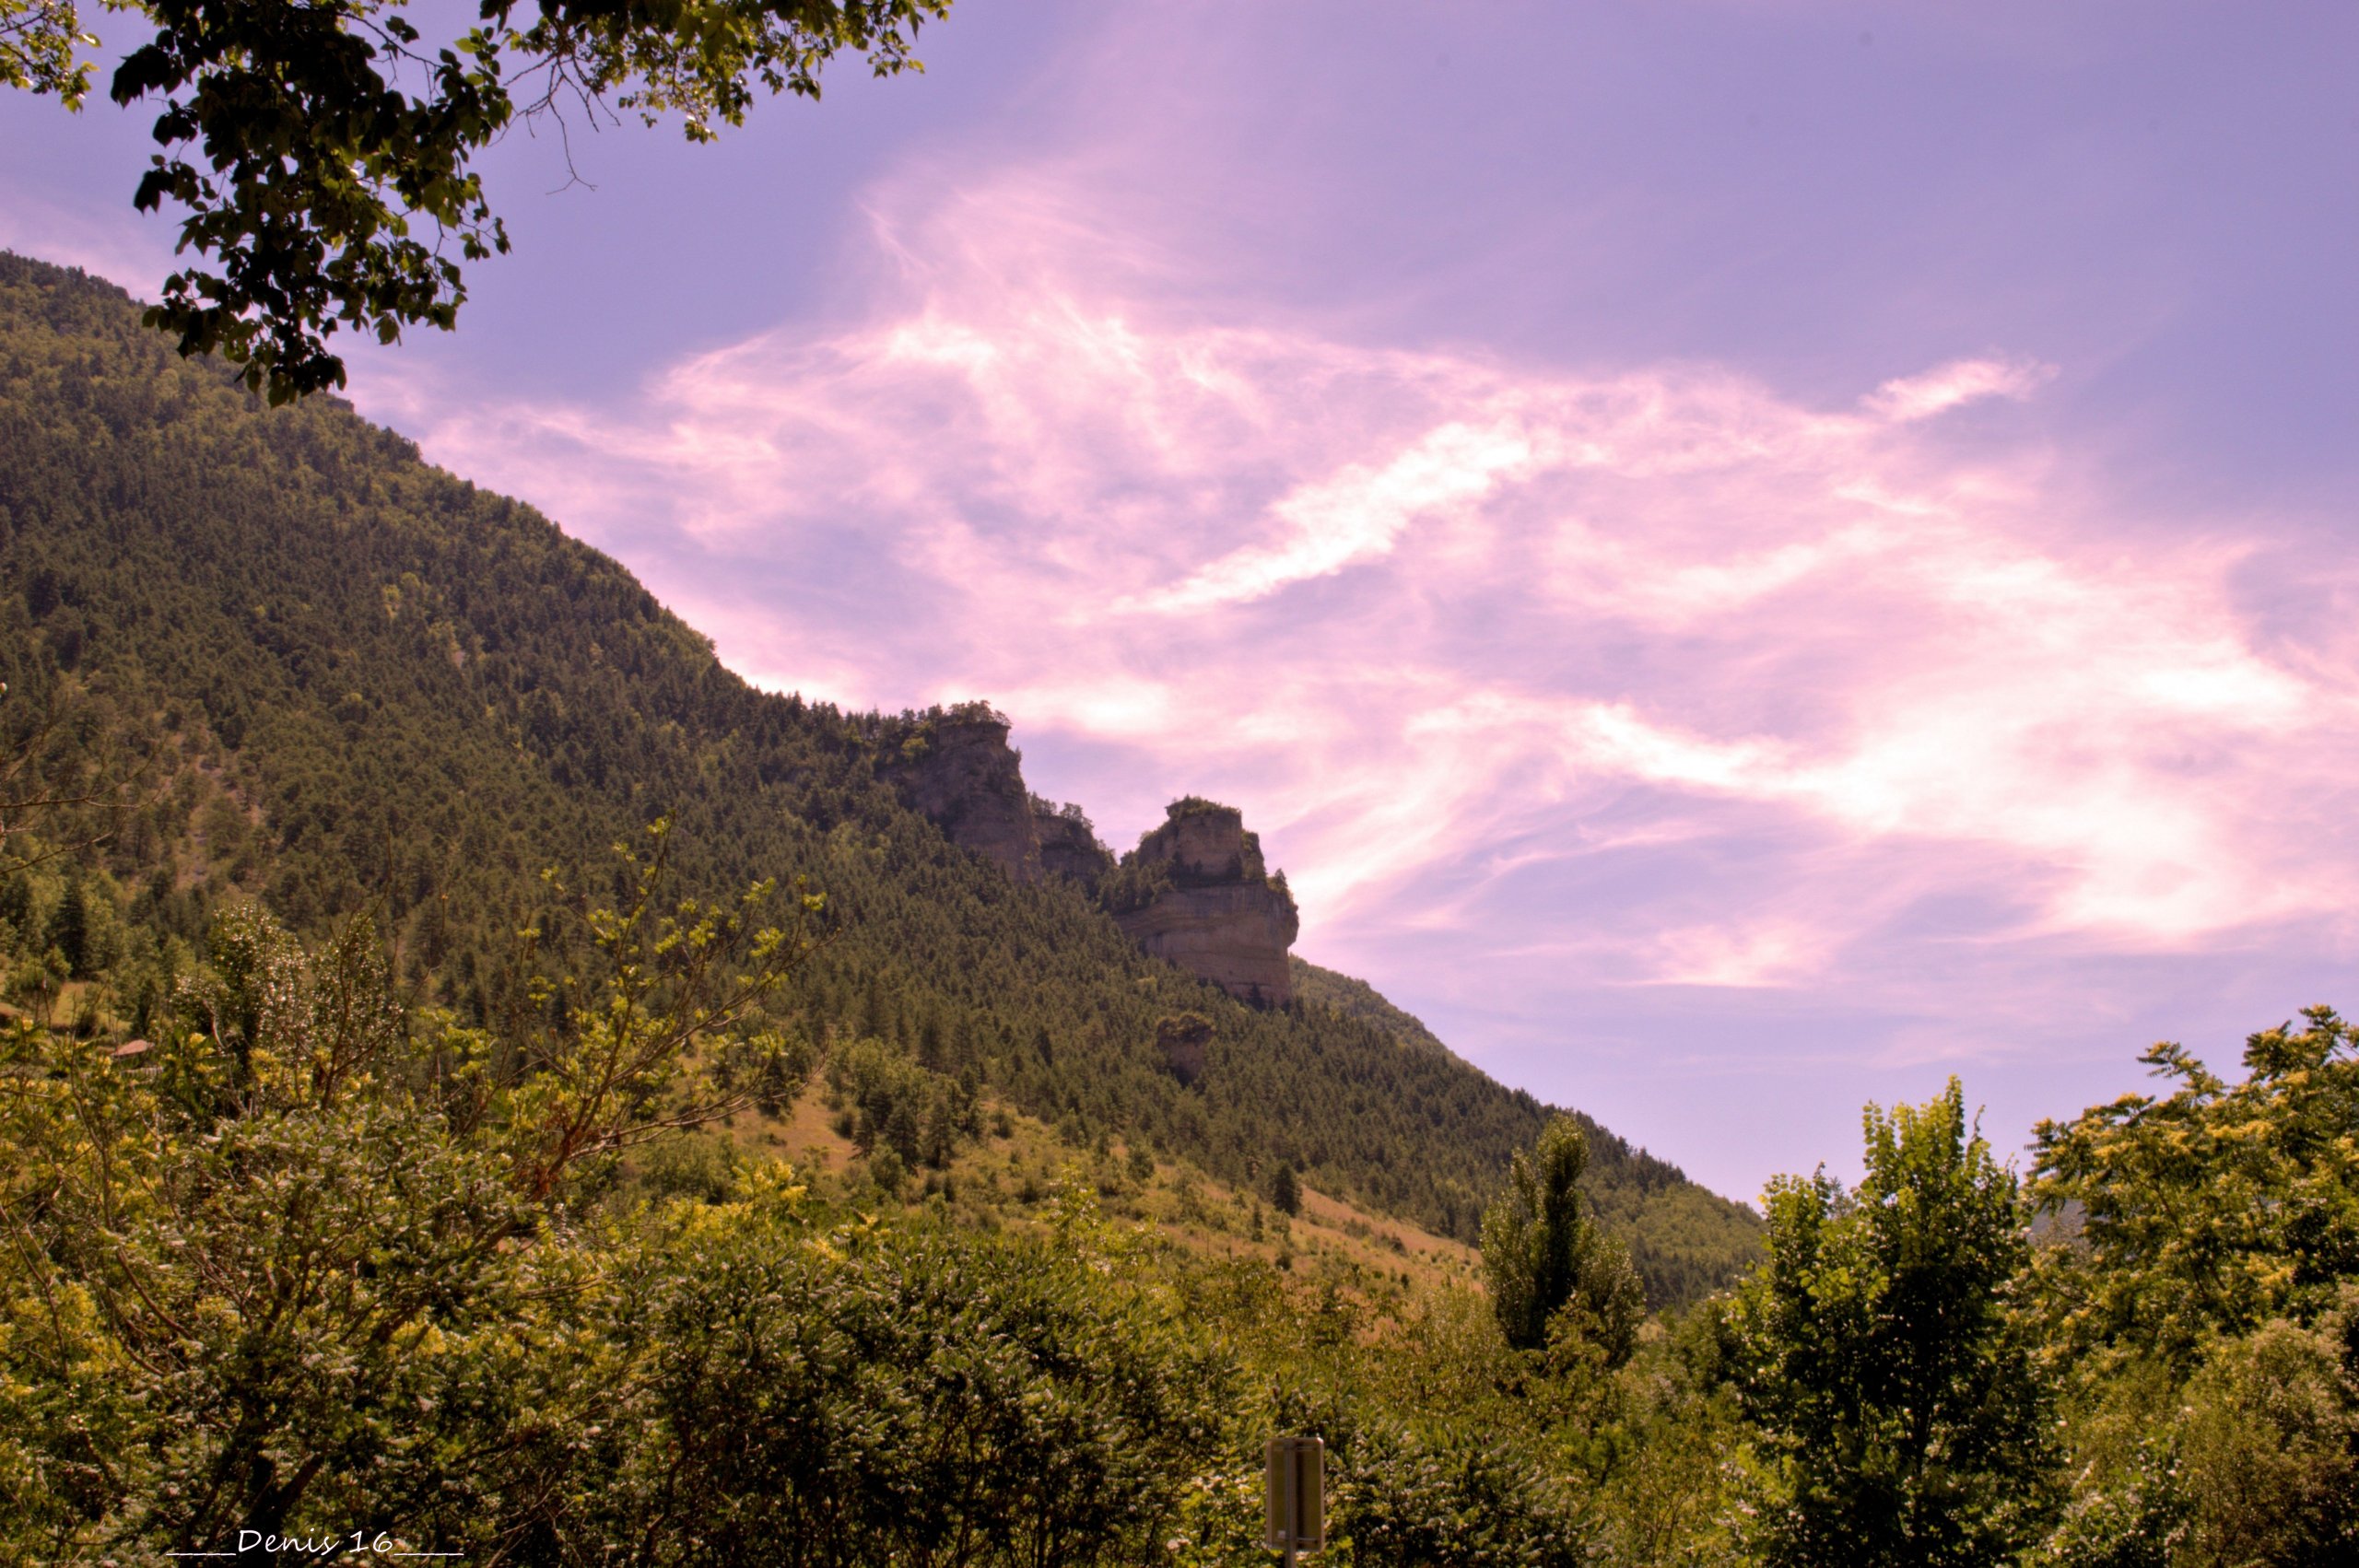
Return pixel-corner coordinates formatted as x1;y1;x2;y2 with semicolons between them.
1135;417;1543;611
1865;357;2056;423
393;173;2359;1023
1647;920;1828;989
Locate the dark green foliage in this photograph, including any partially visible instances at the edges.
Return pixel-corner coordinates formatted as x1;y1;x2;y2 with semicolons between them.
2165;1310;2359;1566
635;1129;746;1204
1733;1080;2055;1567
1292;955;1462;1060
1272;1160;1301;1216
0;251;1760;1302
2031;1305;2359;1568
1;910;552;1556
1482;1116;1644;1362
44;872;111;976
603;1204;1231;1566
0;638;149;878
2030;1008;2359;1363
0;849;818;1549
1341;1421;1589;1568
831;1034;974;1167
0;904;1226;1563
0;886;1710;1566
2025;1012;2359;1568
1094;851;1174;916
41;905;2352;1568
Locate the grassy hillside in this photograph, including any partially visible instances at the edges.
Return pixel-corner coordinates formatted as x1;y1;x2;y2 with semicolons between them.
0;251;1758;1304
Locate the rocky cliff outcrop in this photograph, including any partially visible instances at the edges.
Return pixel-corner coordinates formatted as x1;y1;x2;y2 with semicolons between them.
1155;1012;1215;1084
874;705;1043;883
1035;803;1116;888
1109;799;1299;1008
877;705;1121;891
879;715;1295;1007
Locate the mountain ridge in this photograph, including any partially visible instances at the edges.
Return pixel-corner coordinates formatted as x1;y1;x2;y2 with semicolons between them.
0;250;1761;1304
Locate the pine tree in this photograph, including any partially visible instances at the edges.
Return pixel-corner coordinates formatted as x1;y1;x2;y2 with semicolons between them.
1480;1117;1643;1360
45;875;106;977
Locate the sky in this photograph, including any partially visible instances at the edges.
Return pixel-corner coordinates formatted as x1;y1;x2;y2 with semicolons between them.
5;1;2357;1202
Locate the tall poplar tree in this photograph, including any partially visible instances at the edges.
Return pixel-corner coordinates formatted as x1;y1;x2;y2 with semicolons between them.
1480;1116;1642;1362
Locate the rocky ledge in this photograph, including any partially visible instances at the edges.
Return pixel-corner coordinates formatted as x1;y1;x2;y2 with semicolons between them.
876;711;1297;1008
874;704;1043;882
1035;802;1116;888
1109;800;1299;1008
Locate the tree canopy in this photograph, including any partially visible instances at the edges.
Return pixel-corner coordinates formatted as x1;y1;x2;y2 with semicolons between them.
2030;1008;2359;1363
2;0;950;401
1731;1081;2054;1567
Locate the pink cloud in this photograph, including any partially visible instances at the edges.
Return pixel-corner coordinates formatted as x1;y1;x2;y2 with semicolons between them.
1133;417;1545;611
1865;357;2056;423
380;173;2358;1024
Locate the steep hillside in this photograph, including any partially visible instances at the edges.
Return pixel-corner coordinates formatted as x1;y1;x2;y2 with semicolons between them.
1293;957;1461;1062
0;252;1760;1303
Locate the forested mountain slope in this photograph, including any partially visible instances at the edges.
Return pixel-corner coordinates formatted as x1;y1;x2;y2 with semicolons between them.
0;252;1758;1303
1293;957;1462;1062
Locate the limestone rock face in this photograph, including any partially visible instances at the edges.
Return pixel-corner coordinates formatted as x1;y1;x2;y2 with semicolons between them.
878;705;1121;891
877;708;1042;883
1112;801;1299;1008
1035;805;1116;888
879;716;1297;1011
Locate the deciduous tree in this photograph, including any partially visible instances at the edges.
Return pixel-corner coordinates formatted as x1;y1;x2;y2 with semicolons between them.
1731;1080;2054;1567
2030;1009;2359;1363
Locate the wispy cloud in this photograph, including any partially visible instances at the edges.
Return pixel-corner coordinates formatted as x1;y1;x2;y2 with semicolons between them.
1134;416;1543;612
0;193;176;300
385;172;2356;1040
1865;357;2055;423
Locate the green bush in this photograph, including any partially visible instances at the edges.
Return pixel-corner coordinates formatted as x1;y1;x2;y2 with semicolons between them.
590;1195;1233;1566
2175;1309;2359;1565
1340;1421;1589;1568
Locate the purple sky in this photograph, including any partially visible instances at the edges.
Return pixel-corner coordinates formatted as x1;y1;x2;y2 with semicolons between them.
6;2;2357;1201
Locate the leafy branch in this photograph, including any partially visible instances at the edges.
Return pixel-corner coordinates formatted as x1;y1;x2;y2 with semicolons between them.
2;0;953;401
505;816;827;1202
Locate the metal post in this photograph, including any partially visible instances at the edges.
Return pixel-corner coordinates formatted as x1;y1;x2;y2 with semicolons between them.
1267;1433;1320;1562
1284;1465;1296;1568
